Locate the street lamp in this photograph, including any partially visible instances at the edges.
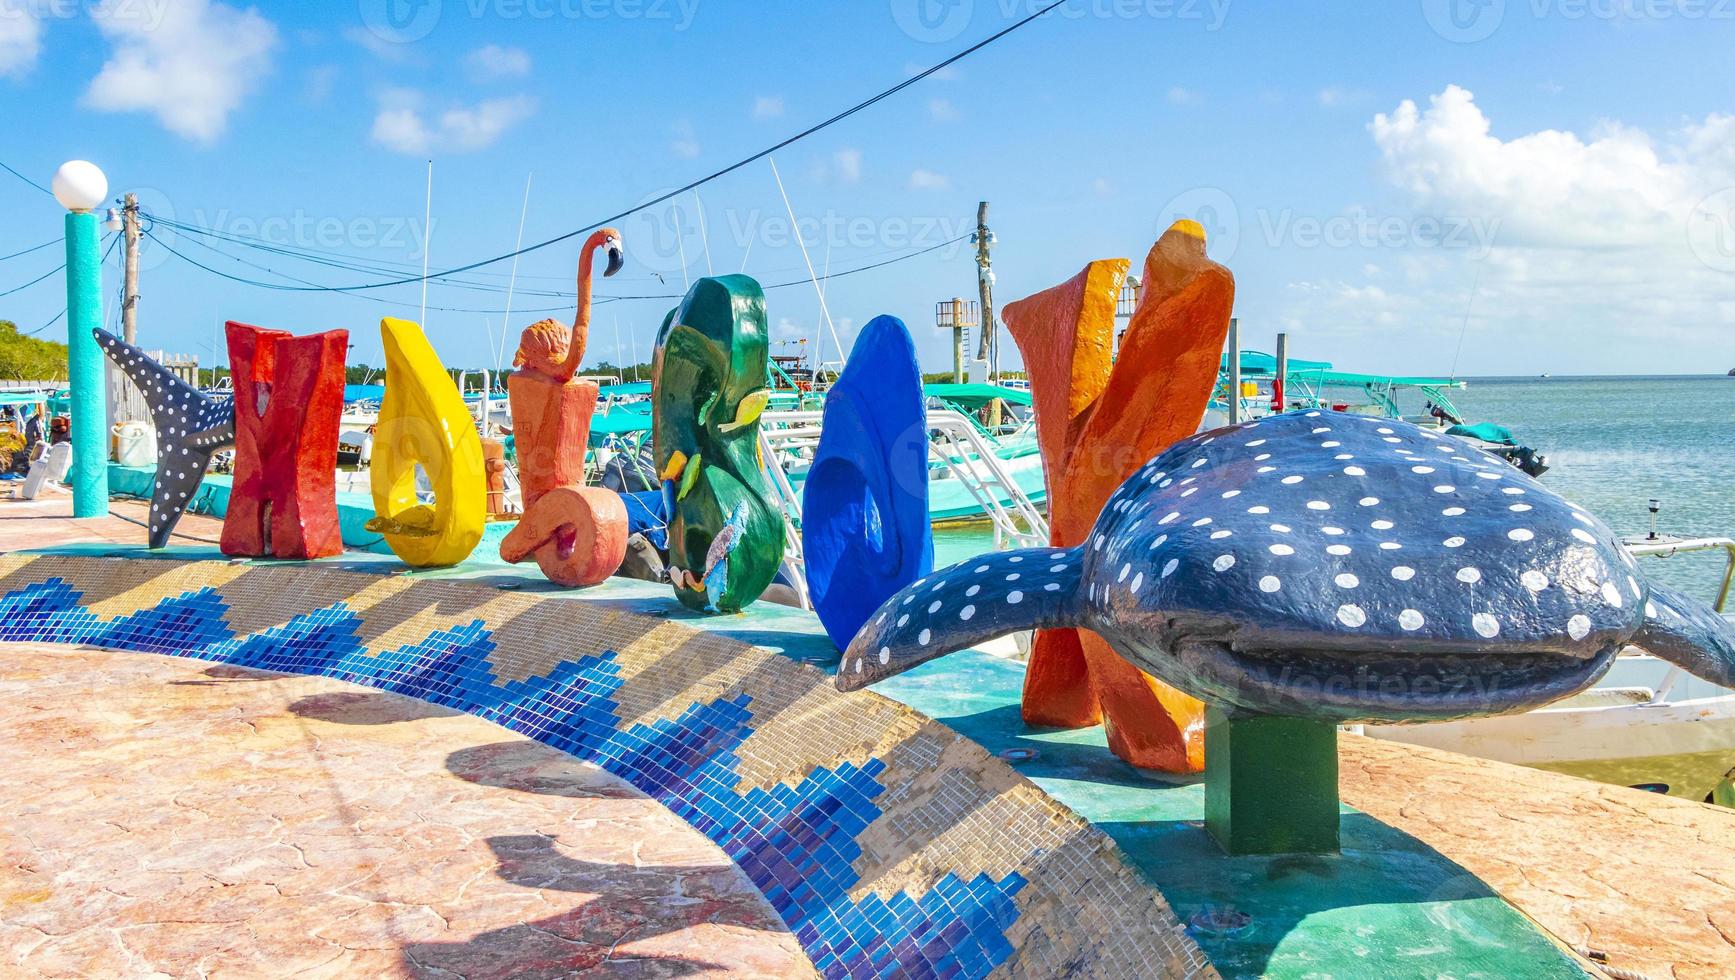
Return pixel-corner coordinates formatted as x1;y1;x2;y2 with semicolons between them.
55;160;111;517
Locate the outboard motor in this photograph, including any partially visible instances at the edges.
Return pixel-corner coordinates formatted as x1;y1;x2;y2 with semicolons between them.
601;443;660;493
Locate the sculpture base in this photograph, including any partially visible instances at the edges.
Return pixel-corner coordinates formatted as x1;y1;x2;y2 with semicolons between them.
1204;708;1340;856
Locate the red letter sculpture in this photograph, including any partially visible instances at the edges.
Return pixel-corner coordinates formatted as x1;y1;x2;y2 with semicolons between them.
498;229;630;587
1002;220;1236;772
221;320;349;560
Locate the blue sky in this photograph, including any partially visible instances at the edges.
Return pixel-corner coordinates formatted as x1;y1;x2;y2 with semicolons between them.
2;0;1733;377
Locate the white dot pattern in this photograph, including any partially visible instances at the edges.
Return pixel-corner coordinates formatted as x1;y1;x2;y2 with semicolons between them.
841;410;1671;716
96;329;237;547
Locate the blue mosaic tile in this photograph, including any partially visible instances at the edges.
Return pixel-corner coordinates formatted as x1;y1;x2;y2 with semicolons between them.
0;578;1028;979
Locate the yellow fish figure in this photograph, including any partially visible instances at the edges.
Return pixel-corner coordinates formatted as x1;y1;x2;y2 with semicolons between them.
371;317;485;568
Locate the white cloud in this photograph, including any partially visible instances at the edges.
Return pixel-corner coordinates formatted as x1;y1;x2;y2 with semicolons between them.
753;95;784;119
909;169;952;191
303;65;338;104
1166;86;1199;106
928;97;959;121
342;25;413;63
1269;85;1735;370
371;92;537;154
464;44;531;81
1318;86;1368;108
1368;84;1733;248
834;148;862;184
1092;177;1115;198
670;119;700;159
0;0;42;78
84;0;278;143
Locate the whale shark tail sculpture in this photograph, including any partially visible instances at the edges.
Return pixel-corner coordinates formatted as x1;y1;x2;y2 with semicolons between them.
94;328;235;549
837;411;1735;728
1000;219;1235;772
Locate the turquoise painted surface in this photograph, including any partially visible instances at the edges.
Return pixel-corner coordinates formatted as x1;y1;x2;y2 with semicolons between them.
65;212;108;517
40;518;1584;979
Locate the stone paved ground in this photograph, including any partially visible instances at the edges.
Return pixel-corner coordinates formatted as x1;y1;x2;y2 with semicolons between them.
1342;734;1735;980
0;644;811;979
0;496;226;551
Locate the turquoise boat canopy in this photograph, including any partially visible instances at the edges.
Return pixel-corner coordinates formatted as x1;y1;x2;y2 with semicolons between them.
599;381;652;399
922;383;1033;409
1446;422;1516;446
1287;367;1466;389
0;389;57;407
1224;351;1333;376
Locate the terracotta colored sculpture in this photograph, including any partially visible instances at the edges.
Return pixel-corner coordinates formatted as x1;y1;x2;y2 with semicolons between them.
222;321;349;559
497;230;630;588
1000;220;1235;772
94;328;234;548
481;438;509;515
369;317;486;568
652;275;785;613
803;315;933;649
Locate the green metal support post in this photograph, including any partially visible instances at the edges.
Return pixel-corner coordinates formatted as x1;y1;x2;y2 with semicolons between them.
65;208;109;517
1204;708;1341;856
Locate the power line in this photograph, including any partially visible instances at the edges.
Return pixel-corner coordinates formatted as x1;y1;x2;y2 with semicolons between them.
0;159;52;197
137;0;1068;293
22;237;118;337
150;221;970;305
0;262;65;299
1;238;60;263
142;227;580;316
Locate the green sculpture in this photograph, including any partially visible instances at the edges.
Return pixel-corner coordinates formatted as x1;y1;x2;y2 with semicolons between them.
652;276;786;613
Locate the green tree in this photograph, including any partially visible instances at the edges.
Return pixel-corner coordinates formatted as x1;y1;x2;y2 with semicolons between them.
0;321;70;382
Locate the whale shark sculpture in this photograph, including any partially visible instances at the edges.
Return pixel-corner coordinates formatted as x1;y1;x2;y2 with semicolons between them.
94;328;235;549
838;410;1735;722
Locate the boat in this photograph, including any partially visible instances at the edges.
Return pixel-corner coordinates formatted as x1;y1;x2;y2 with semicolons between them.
1205;351;1550;477
1364;532;1735;805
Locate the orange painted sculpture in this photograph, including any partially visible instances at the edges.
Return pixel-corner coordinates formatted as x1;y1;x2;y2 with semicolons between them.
497;229;630;587
1001;219;1235;772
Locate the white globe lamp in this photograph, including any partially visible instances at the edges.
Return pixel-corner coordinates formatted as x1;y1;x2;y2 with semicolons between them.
52;160;109;213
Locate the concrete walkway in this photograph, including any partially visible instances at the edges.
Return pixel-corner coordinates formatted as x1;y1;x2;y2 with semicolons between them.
0;644;811;979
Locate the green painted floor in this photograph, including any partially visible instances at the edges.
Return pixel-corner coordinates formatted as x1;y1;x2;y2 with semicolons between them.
28;531;1587;979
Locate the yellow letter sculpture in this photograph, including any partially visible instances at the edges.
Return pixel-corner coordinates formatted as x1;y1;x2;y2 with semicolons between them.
369;317;486;568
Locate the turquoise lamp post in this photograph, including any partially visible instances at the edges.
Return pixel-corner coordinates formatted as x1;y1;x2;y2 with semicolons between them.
53;160;111;518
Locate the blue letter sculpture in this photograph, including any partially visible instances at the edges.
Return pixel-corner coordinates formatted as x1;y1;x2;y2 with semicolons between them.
803;316;934;650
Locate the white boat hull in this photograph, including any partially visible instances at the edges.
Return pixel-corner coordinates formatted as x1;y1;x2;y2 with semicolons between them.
1365;652;1735;802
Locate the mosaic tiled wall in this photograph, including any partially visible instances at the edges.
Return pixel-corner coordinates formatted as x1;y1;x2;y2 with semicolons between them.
0;554;1214;980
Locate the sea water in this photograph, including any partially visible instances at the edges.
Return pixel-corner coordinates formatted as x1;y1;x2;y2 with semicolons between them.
938;375;1735;601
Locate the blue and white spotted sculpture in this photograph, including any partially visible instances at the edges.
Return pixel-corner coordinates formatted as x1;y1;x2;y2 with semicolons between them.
96;328;235;549
838;410;1735;722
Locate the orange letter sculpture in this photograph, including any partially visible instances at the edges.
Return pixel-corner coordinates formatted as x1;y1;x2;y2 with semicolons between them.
498;229;630;587
1002;219;1236;772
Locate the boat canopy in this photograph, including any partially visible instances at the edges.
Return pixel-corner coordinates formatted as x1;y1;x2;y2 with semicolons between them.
1287;368;1466;389
599;381;652;399
1445;422;1517;446
922;383;1034;409
0;389;57;407
344;384;386;404
1223;350;1333;376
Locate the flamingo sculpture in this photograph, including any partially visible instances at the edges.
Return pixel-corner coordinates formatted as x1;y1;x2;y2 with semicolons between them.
499;229;630;587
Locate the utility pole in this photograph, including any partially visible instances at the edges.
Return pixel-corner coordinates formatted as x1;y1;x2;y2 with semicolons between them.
973;202;997;382
121;192;140;345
